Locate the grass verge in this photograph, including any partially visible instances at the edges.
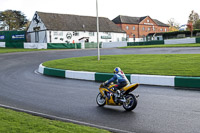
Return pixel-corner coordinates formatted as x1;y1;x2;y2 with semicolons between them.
0;48;71;54
0;48;48;54
0;107;110;133
43;54;200;77
120;43;200;48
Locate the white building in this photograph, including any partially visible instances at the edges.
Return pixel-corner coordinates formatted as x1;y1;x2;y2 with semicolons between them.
179;24;187;31
27;11;126;43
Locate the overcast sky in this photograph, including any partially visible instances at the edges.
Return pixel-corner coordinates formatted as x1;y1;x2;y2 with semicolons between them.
1;0;200;25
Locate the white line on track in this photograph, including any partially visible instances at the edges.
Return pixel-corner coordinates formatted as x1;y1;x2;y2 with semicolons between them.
34;69;41;75
0;104;136;133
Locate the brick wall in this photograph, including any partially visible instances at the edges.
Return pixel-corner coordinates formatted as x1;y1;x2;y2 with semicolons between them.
116;16;169;40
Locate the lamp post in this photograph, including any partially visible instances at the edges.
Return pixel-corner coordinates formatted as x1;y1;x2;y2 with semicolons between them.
96;0;100;61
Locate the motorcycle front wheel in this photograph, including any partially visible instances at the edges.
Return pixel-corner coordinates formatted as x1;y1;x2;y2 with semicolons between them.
96;93;106;107
123;93;137;111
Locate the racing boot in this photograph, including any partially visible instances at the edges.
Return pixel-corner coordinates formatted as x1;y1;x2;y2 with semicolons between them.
116;90;121;98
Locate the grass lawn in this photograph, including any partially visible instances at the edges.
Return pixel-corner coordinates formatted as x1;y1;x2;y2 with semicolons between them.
120;43;200;48
43;54;200;77
0;107;109;133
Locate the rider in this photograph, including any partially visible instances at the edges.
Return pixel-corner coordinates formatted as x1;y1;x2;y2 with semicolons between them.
104;67;130;97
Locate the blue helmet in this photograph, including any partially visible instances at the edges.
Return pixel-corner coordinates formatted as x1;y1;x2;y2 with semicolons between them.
114;67;121;73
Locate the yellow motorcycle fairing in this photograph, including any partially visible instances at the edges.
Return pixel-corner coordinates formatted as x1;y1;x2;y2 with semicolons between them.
99;83;139;106
106;95;116;105
99;86;119;105
122;83;139;93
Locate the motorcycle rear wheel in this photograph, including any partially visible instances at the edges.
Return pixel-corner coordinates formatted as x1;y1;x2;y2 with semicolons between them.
96;93;106;106
123;94;137;111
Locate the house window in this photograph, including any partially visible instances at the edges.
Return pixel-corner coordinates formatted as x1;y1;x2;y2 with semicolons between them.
73;31;79;36
148;27;151;31
142;27;145;31
54;31;63;36
142;35;146;41
153;26;155;31
54;31;58;36
165;28;167;32
89;32;94;36
126;26;129;30
35;31;39;42
147;19;150;23
104;32;111;36
160;28;163;31
133;26;135;30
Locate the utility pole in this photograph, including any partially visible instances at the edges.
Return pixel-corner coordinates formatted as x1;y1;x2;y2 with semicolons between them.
96;0;100;61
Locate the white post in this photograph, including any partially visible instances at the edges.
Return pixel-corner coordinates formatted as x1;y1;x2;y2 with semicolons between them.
96;0;100;61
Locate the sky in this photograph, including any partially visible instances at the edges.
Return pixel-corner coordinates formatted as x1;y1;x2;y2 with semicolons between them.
1;0;200;25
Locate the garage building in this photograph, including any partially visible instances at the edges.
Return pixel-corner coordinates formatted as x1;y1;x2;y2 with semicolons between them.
27;11;126;43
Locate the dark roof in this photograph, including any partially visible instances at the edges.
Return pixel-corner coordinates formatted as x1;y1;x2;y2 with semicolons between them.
153;19;169;27
112;15;147;24
36;11;125;33
112;15;169;27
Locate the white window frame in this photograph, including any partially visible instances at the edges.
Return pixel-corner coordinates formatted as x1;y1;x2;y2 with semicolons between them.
89;32;94;36
73;31;79;36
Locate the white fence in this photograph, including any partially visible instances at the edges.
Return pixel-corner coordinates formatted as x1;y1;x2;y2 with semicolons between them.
164;38;196;44
0;42;5;47
102;41;127;48
24;43;47;49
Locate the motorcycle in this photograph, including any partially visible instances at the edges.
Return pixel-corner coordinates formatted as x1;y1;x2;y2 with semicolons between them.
96;82;139;111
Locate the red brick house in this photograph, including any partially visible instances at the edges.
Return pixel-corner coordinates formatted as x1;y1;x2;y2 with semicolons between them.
112;15;169;42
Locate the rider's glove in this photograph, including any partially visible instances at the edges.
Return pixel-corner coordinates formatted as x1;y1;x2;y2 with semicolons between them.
102;81;108;87
102;82;106;87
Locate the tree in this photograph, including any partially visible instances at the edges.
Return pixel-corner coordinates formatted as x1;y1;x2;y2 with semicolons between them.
193;19;200;29
187;21;193;37
188;10;199;25
168;18;179;31
0;10;29;30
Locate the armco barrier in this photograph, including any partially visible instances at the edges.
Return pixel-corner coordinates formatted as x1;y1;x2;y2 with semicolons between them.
102;41;127;48
131;74;175;86
65;70;95;81
47;43;81;49
43;67;65;78
196;38;200;43
127;40;164;46
95;72;131;82
24;43;47;49
164;38;196;45
2;37;200;49
175;76;200;88
38;64;200;88
95;73;114;82
85;42;102;48
38;64;45;74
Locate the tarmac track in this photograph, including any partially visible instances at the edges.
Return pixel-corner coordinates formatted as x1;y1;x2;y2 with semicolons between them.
1;47;200;133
